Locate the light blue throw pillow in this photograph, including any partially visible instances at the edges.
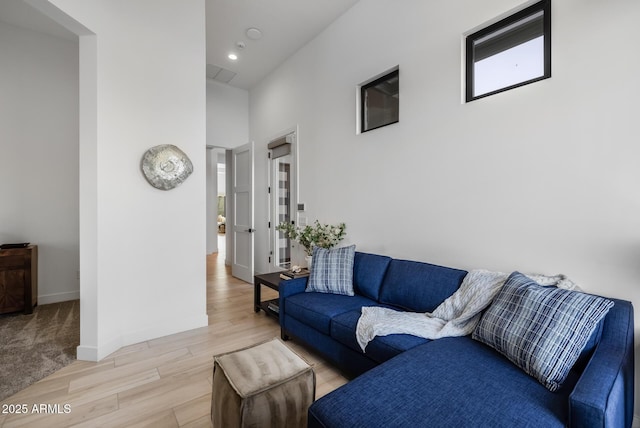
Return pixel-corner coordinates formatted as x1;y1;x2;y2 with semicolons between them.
306;245;356;296
472;271;614;391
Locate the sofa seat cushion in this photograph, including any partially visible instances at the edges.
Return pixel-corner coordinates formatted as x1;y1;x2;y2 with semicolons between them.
309;337;574;428
331;309;430;363
285;292;377;335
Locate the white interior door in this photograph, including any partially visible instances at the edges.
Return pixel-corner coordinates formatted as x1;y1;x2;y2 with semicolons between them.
231;142;254;283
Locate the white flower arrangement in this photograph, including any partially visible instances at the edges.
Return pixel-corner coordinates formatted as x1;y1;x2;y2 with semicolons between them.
276;220;347;255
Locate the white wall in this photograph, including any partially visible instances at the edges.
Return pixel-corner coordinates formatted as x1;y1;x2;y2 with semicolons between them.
0;20;79;304
205;79;248;257
44;0;208;361
206;79;249;149
250;0;640;413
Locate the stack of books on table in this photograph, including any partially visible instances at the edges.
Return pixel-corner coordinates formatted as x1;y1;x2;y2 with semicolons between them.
279;268;310;280
267;301;280;314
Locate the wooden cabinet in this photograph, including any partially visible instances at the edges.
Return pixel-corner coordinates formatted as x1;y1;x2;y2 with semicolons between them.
0;245;38;314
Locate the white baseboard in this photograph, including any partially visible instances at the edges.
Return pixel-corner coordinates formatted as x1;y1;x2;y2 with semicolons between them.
76;313;209;363
76;345;98;362
120;313;209;348
77;335;123;362
38;290;80;305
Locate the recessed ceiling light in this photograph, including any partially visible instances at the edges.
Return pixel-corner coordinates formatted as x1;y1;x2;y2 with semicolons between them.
228;53;238;61
246;27;263;40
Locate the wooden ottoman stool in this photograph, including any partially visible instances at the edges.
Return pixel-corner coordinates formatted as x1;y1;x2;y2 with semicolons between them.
211;338;316;427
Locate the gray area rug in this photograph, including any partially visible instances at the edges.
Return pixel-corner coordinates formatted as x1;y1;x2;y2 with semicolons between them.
0;300;79;402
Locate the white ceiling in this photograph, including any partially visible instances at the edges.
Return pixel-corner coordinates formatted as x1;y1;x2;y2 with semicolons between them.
205;0;360;89
0;0;361;90
0;0;76;40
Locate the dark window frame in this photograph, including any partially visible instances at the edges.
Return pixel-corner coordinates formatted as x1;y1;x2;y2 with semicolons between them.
360;68;399;133
465;0;551;102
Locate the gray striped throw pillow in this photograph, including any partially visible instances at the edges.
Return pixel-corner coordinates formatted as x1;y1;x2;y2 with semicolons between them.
306;245;356;296
472;271;613;391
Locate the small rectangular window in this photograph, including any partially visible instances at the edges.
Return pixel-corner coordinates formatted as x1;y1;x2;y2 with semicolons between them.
466;0;551;102
360;68;399;133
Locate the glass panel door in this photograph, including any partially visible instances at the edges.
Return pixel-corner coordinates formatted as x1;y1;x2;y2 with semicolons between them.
272;153;292;269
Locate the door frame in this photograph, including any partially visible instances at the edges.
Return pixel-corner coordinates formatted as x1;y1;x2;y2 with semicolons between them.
267;127;299;271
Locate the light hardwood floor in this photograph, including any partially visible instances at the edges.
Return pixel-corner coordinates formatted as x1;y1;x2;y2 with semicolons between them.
0;245;348;427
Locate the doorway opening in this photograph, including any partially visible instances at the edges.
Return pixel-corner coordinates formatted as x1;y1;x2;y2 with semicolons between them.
216;151;227;258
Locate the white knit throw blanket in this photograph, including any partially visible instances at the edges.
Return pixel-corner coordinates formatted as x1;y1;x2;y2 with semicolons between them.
355;270;580;351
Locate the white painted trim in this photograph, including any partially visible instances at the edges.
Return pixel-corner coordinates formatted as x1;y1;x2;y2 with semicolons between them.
76;345;98;362
76;337;125;362
119;314;209;350
96;336;124;362
267;126;299;272
38;291;80;305
78;335;123;362
77;314;210;362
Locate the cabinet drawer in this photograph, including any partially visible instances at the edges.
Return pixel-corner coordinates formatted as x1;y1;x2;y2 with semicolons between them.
0;255;26;269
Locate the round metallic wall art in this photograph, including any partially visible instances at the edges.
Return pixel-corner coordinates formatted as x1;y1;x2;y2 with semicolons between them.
141;144;193;190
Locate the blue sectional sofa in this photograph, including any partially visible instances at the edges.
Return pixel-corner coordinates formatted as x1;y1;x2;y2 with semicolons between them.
278;252;635;428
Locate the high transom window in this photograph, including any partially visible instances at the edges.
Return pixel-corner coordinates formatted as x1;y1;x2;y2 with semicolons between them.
360;68;399;133
466;0;551;102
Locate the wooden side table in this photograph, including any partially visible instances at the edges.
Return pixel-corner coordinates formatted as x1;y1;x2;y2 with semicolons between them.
254;272;283;320
0;245;38;314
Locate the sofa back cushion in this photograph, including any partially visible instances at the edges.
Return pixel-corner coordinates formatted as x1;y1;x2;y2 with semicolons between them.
378;259;467;312
353;252;392;301
573;317;604;373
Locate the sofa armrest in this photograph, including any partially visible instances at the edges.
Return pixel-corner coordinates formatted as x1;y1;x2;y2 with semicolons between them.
279;277;308;328
279;277;308;299
569;299;634;428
